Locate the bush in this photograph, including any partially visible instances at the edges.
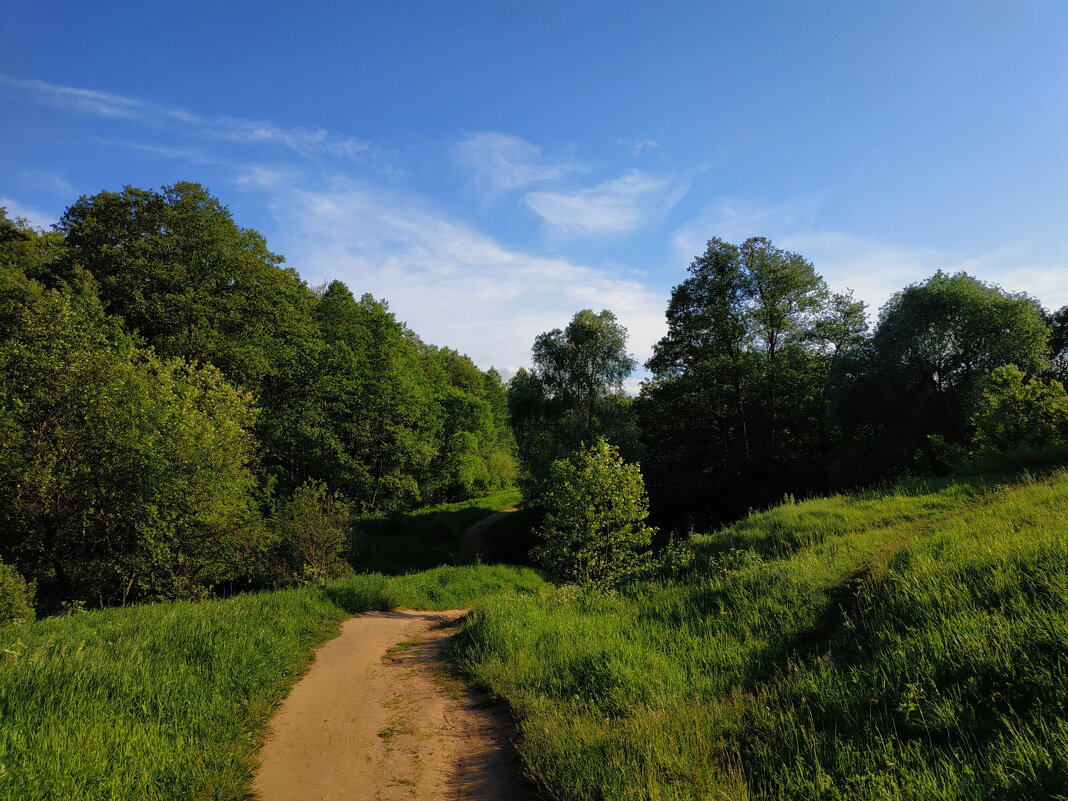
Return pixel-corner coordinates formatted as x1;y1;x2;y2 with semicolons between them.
272;480;353;585
533;438;655;585
972;365;1068;455
0;560;34;625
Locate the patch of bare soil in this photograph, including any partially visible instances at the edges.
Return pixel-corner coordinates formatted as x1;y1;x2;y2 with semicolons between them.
254;609;528;800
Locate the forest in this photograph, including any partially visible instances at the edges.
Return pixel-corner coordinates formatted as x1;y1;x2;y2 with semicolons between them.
1;182;1066;617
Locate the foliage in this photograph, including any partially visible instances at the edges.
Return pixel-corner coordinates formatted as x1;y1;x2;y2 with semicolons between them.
833;271;1050;484
460;470;1068;800
271;480;354;585
0;184;520;609
0;560;34;626
54;182;317;391
1046;305;1068;384
0;270;262;608
971;364;1068;454
0;563;546;801
533;439;655;585
639;236;865;526
510;309;638;496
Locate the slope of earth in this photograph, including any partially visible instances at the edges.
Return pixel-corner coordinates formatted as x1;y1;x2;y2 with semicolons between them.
459;470;1068;801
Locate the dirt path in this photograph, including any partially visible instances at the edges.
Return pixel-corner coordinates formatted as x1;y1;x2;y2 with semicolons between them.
253;609;527;801
457;508;518;563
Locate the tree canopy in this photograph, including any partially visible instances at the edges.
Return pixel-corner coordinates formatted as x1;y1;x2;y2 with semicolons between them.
509;309;638;496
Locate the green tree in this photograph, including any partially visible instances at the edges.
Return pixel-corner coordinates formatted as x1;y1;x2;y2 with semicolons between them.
834;271;1050;482
510;309;638;495
1048;305;1068;384
640;237;861;525
533;439;655;585
0;269;262;607
0;560;34;626
54;183;318;391
971;365;1068;455
270;479;353;585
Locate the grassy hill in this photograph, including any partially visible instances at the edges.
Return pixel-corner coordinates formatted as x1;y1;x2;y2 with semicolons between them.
1;474;1064;800
459;470;1068;800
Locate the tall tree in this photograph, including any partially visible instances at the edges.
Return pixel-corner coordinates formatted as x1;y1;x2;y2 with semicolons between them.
54;182;318;391
509;309;638;495
640;237;862;526
832;271;1050;482
0;269;262;608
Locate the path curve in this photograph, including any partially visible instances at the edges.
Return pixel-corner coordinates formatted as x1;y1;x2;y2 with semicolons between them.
254;609;527;800
458;508;518;563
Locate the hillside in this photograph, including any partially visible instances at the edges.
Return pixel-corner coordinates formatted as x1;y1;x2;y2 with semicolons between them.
459;470;1068;800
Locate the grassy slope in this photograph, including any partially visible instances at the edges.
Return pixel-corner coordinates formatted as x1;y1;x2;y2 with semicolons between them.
0;562;543;800
459;471;1068;800
355;488;523;573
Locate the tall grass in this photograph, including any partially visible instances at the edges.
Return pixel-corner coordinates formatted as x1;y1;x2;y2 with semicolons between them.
459;472;1068;800
0;564;544;801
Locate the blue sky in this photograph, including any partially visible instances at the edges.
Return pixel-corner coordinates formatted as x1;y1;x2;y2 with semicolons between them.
2;0;1065;382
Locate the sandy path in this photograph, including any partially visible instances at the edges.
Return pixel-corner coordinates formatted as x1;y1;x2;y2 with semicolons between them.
254;609;527;801
457;508;518;563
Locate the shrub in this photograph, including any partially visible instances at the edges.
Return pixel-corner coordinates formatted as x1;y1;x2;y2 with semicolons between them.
533;438;655;585
0;560;34;625
272;480;353;585
971;365;1068;455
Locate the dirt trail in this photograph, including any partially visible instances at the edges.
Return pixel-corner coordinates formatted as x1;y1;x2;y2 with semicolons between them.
457;508;518;563
254;609;527;801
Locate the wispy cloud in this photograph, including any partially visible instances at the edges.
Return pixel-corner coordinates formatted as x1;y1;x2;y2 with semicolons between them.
452;131;585;200
617;137;660;155
525;170;689;237
245;173;666;376
0;196;58;230
0;75;383;163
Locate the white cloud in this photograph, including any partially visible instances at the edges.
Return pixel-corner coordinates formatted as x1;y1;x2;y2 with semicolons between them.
1;75;382;164
0;197;57;230
249;175;666;375
526;170;689;237
21;169;74;197
616;137;661;154
452;131;584;199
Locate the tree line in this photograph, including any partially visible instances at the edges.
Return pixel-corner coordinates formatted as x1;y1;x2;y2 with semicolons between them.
2;181;1065;610
0;183;516;611
512;237;1068;535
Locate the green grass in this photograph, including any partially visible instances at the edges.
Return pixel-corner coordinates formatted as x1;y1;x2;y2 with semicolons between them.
354;488;523;573
0;564;544;801
458;471;1068;800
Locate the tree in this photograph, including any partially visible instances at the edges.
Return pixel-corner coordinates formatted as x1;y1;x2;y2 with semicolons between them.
833;271;1050;482
271;479;353;585
1048;306;1068;384
510;309;638;495
55;183;318;391
0;269;263;608
639;237;861;525
533;439;655;585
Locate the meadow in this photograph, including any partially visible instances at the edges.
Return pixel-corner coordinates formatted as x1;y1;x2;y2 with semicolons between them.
0;561;544;801
458;470;1068;800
